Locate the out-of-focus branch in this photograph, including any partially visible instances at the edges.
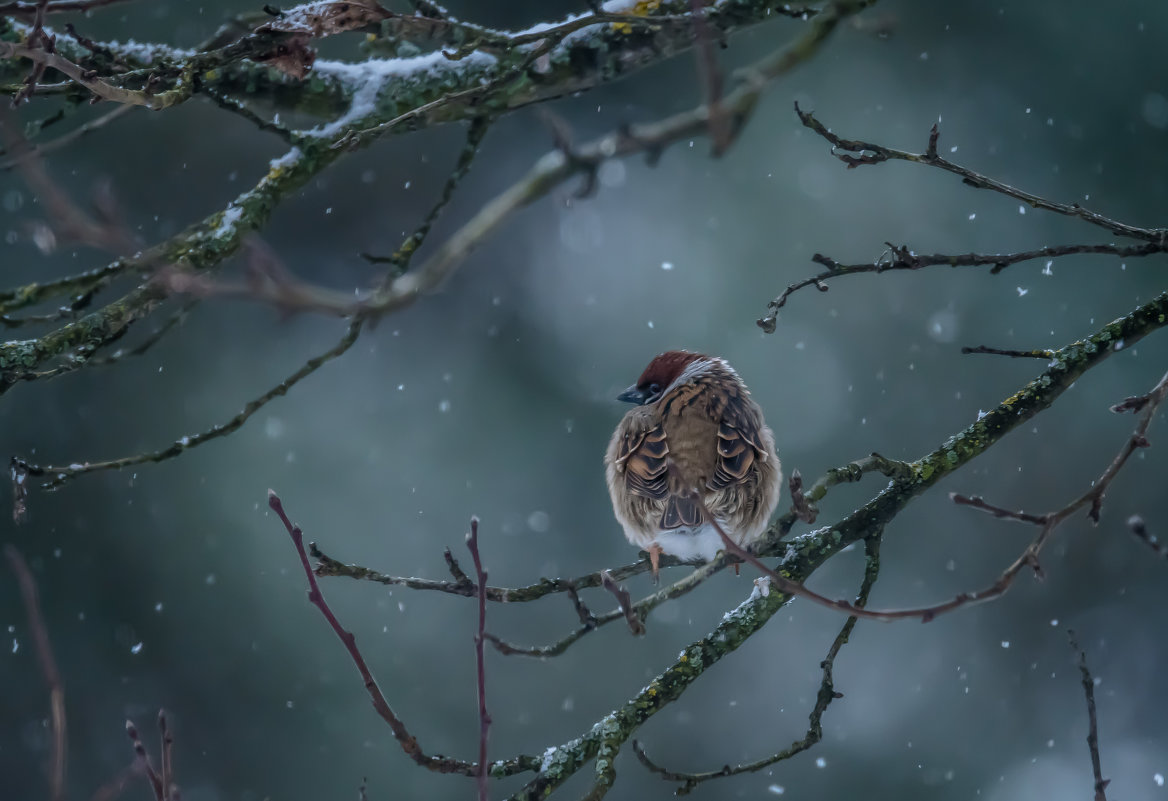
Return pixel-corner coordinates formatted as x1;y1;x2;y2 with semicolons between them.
1126;515;1166;559
10;114;491;500
5;544;66;801
0;0;131;18
179;0;876;323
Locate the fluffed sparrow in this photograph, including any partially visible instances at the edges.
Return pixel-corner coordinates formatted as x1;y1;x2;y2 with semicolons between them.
605;351;782;577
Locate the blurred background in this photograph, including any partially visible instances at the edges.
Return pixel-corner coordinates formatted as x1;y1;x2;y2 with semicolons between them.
3;1;1168;799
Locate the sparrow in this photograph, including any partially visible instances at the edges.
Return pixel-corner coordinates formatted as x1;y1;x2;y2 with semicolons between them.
604;351;782;578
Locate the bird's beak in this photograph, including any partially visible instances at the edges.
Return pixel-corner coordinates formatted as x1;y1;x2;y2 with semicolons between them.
616;385;649;405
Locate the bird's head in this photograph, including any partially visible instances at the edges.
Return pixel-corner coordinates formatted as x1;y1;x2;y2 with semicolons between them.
616;350;707;406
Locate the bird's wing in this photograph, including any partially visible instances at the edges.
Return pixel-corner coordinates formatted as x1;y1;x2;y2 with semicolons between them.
614;415;670;501
708;391;767;492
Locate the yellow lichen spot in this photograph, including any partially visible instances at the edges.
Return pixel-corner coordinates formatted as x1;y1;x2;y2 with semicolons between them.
612;0;663;33
1001;390;1026;408
203;69;220;81
679;654;688;662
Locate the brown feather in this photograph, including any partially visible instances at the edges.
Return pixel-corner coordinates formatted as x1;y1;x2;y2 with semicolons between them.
605;353;782;562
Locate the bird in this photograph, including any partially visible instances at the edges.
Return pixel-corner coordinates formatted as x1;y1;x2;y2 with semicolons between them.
604;350;782;578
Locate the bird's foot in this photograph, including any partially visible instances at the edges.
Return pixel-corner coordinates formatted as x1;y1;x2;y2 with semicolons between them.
649;544;662;584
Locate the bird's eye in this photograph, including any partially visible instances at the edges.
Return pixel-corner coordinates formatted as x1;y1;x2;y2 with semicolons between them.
646;382;663;402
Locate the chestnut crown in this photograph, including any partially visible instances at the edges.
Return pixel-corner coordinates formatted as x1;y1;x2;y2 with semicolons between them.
617;350;705;405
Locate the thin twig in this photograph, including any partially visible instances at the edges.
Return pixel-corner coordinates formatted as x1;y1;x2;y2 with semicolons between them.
466;518;492;801
268;491;538;778
1067;630;1109;801
312;543;683;602
484;558;730;658
17;320;363;491
950;494;1047;525
600;570;645;635
757;103;1168;331
795;104;1167;242
760;239;1166;331
5;545;67;801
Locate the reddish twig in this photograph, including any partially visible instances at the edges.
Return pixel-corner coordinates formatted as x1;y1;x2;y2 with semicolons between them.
5;545;66;801
268;490;536;777
466;517;491;801
1068;630;1110;801
600;570;645;635
788;469;817;524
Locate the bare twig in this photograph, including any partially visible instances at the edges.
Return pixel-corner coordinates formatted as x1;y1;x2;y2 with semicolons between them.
787;468;816;523
634;535;883;794
312;542;689;602
1068;630;1109;801
794;104;1167;242
268;491;538;778
5;545;66;801
950;494;1047;525
760;239;1166;330
757;103;1168;331
466;517;491;801
484;558;730;658
16;320;362;493
600;570;645;636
